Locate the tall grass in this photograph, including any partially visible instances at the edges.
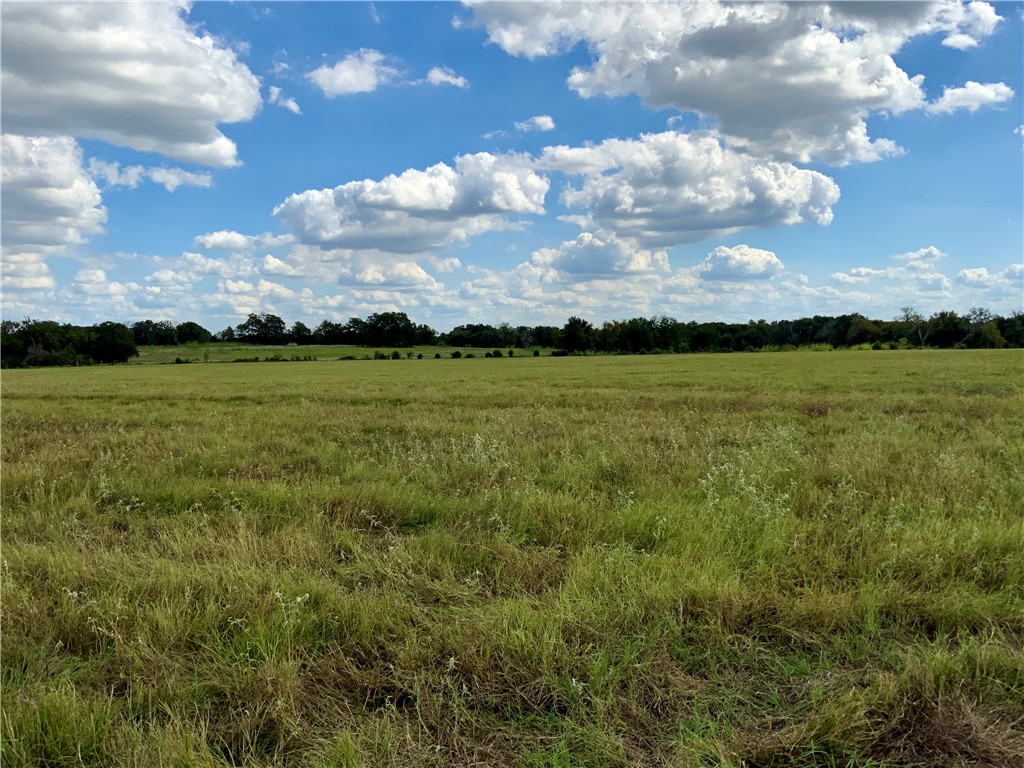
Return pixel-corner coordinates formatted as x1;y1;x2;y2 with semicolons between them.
2;351;1022;766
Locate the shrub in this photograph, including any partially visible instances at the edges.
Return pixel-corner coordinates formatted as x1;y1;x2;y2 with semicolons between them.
551;349;570;357
464;353;475;359
434;353;441;359
508;349;514;357
493;350;503;358
485;352;493;358
450;350;462;359
533;349;540;357
373;351;388;360
417;353;424;360
174;357;191;364
391;350;401;360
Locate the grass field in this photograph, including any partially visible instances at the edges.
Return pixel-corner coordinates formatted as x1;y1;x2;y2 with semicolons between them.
130;343;534;365
2;351;1023;767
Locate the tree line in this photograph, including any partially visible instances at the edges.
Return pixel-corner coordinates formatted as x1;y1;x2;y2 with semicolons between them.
2;307;1020;368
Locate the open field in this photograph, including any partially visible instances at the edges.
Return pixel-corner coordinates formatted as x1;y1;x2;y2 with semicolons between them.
2;351;1023;767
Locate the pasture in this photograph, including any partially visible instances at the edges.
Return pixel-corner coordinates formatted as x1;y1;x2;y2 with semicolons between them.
2;350;1022;767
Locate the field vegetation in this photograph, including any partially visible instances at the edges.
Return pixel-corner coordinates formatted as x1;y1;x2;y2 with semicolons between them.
2;351;1022;767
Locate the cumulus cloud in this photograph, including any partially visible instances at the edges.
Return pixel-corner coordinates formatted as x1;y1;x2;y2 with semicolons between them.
2;135;106;289
1;2;261;167
307;49;399;96
926;81;1015;114
194;230;295;251
698;245;783;281
527;232;669;280
426;67;469;89
86;159;213;192
515;115;556;132
466;0;1005;165
955;263;1023;289
542;131;840;246
273;152;549;253
268;86;303;115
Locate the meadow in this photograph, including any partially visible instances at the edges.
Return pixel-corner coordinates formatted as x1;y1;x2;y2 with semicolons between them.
2;350;1022;767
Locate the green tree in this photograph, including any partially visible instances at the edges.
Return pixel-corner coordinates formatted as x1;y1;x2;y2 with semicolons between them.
175;321;211;344
561;316;595;353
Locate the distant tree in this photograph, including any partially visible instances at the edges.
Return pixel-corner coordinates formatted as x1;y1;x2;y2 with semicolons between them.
313;320;344;344
131;319;178;346
896;306;929;346
364;312;417;347
289;321;313;345
561;316;595;353
84;322;139;363
846;315;882;346
236;313;287;345
175;321;211;344
927;310;966;348
215;326;237;342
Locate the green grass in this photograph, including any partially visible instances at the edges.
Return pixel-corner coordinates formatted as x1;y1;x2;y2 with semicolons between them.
3;351;1023;766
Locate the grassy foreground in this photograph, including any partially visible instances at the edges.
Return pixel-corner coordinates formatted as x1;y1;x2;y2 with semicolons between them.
2;351;1022;767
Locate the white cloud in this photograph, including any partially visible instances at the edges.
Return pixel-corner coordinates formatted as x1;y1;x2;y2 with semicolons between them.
515;115;555;132
955;263;1023;290
698;245;783;281
146;167;214;193
542;131;840;246
1;2;261;167
337;261;442;289
307;49;399;96
273;152;549;253
894;245;947;262
926;81;1015;114
426;67;469;89
467;1;1004;165
2;135;106;290
262;254;301;276
527;232;668;279
427;256;463;273
86;159;213;192
194;230;295;251
268;86;303;115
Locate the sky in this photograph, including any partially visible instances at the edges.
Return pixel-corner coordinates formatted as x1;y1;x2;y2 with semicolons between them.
1;1;1021;333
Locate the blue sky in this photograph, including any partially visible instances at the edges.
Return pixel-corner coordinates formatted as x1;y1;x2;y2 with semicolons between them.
2;1;1021;333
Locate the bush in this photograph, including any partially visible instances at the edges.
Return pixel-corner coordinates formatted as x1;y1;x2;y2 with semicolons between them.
434;353;441;359
533;349;540;357
464;353;475;359
174;357;191;364
417;353;424;359
508;349;514;357
391;350;401;360
871;341;883;350
551;349;570;357
485;352;493;358
493;350;503;358
451;350;462;359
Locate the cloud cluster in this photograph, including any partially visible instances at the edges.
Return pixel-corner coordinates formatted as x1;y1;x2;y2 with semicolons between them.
1;135;106;289
699;245;783;281
426;67;470;89
526;232;669;280
543;131;840;246
268;86;303;115
87;159;213;192
273;152;549;253
467;0;1010;165
194;230;295;251
1;2;261;167
515;115;556;132
307;49;400;96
